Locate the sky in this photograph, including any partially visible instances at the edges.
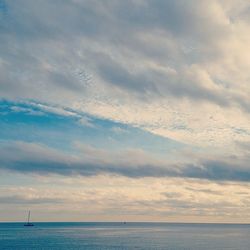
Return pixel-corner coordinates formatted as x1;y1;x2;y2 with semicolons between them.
0;0;250;223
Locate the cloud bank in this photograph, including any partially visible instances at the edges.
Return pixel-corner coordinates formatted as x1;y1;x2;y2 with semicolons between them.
1;141;249;182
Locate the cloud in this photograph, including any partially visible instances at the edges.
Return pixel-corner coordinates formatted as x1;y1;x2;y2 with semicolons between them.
78;116;95;128
29;102;80;117
0;195;63;205
1;0;250;148
1;99;88;118
111;126;128;134
1;177;249;222
0;141;249;182
93;53;230;106
1;0;250;223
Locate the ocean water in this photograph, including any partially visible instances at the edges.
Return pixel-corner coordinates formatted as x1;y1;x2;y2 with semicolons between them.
0;222;249;250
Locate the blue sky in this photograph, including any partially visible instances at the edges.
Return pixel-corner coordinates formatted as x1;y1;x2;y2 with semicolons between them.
0;99;183;155
0;0;250;222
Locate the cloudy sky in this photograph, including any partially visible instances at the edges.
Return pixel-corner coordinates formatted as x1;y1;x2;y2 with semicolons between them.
0;0;250;223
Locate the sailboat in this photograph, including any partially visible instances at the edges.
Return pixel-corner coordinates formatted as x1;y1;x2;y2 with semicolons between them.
24;210;34;226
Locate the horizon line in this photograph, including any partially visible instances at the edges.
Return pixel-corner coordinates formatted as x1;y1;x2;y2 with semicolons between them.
1;221;250;225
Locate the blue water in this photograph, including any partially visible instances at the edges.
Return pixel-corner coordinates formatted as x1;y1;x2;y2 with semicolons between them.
0;222;249;249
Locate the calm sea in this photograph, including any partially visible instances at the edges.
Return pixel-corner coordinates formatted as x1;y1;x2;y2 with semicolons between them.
0;222;249;249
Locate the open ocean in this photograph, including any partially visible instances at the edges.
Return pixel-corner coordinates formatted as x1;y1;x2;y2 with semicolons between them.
0;222;249;249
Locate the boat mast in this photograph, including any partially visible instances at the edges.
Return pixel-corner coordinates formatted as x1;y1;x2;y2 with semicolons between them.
24;210;34;226
27;211;30;224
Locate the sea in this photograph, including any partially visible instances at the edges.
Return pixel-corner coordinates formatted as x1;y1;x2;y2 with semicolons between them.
0;222;249;249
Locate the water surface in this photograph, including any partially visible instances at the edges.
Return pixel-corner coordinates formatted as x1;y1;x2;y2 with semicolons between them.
0;222;249;249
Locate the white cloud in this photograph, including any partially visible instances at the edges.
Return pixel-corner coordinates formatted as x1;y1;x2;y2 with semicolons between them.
1;176;249;222
78;116;95;128
111;126;128;134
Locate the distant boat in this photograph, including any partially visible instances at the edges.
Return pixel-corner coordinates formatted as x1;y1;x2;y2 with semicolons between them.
24;210;34;226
